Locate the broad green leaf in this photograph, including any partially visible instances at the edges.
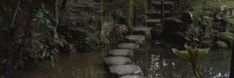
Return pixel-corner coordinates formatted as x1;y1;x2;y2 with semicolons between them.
172;45;210;62
197;48;210;60
171;48;191;61
184;44;193;50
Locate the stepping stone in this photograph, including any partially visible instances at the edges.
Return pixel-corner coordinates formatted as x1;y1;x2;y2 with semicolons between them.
126;35;146;44
147;10;172;18
151;1;174;5
108;49;134;57
132;26;151;32
104;56;132;65
119;75;145;78
132;27;152;39
109;65;142;76
145;19;161;23
117;43;140;49
147;10;170;14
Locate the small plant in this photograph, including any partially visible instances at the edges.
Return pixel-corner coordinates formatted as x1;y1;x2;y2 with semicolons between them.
172;44;209;78
30;4;67;67
171;12;214;77
79;18;116;50
173;12;212;78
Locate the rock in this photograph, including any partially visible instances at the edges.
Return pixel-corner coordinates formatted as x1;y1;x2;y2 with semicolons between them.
132;27;152;39
126;35;146;44
145;19;161;23
118;24;129;33
132;27;151;32
119;75;145;78
108;49;134;57
215;41;228;48
109;65;142;76
104;56;132;65
117;43;140;49
181;12;193;24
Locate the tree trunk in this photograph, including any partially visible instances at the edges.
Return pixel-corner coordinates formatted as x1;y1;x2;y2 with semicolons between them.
144;0;148;26
100;0;104;35
230;39;234;77
61;0;67;10
128;0;134;29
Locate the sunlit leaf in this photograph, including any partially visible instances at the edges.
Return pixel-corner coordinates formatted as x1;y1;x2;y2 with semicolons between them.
184;44;192;50
171;48;191;61
172;44;210;62
197;48;210;59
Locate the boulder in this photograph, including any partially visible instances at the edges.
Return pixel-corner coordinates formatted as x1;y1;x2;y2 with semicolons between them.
215;41;228;48
126;35;146;44
108;49;134;57
104;56;132;65
109;65;142;76
132;26;152;39
117;43;140;49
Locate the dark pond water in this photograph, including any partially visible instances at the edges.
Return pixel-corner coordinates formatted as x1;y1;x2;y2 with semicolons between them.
12;46;109;78
12;43;231;78
134;44;231;78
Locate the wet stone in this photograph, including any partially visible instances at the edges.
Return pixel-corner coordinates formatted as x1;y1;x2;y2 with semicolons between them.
132;26;151;32
145;19;161;23
109;65;142;76
132;26;152;39
104;56;132;65
117;43;140;49
126;35;146;44
108;49;134;57
119;75;145;78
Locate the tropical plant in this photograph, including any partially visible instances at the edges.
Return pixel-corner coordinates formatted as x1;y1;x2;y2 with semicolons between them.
30;4;67;67
79;18;115;50
173;8;213;78
177;23;214;48
172;44;210;78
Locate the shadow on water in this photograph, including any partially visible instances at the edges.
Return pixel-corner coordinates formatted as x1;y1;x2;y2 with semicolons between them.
12;46;110;78
135;44;231;78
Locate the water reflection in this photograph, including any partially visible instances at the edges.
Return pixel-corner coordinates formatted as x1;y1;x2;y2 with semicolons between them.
13;47;109;78
135;46;231;78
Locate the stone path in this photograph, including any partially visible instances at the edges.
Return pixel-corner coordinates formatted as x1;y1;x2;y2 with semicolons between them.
103;0;178;77
104;30;148;78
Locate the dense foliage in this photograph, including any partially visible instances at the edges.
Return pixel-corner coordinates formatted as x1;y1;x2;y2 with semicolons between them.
0;0;137;77
171;0;234;78
0;0;233;78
